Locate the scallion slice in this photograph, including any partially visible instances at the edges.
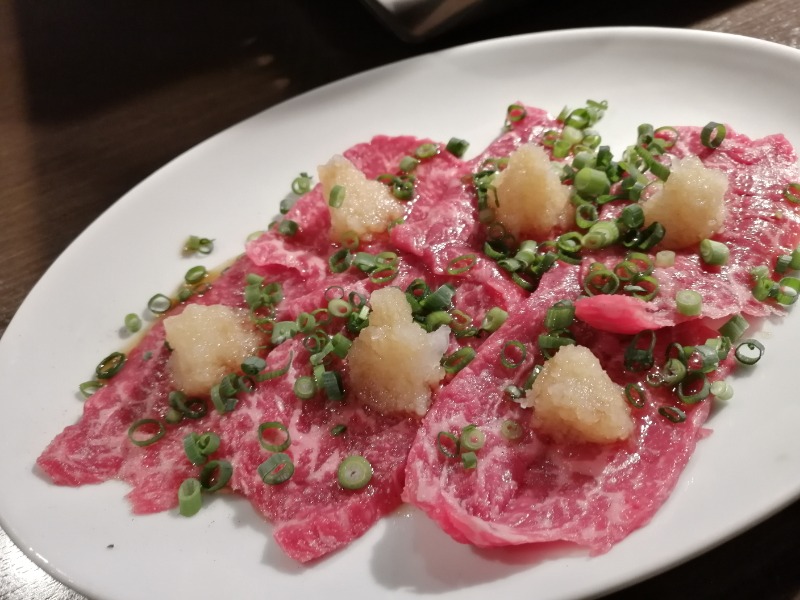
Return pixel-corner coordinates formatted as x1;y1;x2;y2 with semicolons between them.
544;300;575;331
415;142;439;159
183;432;220;465
258;422;291;452
719;314;749;341
699;239;729;266
441;347;475;375
446;254;476;275
784;183;800;204
258;453;294;485
459;425;485;452
178;478;202;517
658;406;687;423
436;430;461;460
127;418;165;447
446;137;469;158
675;290;702;316
337;455;373;490
96;351;126;379
677;371;710;404
184;266;207;285
79;380;102;398
480;307;508;333
701;122;726;149
500;340;526;369
710;380;734;401
461;451;478;469
328;184;346;208
124;313;142;333
147;293;172;314
278;220;298;236
624;382;647;408
734;339;765;365
500;420;523;441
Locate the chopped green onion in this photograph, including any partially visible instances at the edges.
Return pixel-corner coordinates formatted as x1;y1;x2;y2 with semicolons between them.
96;351;126;379
636;222;666;251
147;293;172;314
661;357;688;385
480;307;508;333
776;254;792;274
677;371;710;404
337;455;373;490
184;266;207;285
183;235;214;255
583;268;619;296
328;248;352;273
330;424;347;436
658;406;686;423
183;432;220;465
624;330;656;372
420;284;455;312
178;478;202;517
701;122;726;149
506;104;527;125
291;172;312;195
415;142;439;159
544;300;575;331
340;230;360;251
459;425;485;452
79;380;102;398
719;314;748;341
734;339;765;365
446;254;476;275
710;380;734;401
241;356;266;376
293;375;316;400
784;183;800;204
278;220;298;236
461;451;478;469
256;351;294;382
776;276;800;305
655;250;676;268
399;156;419;172
258;422;291;452
441;347;475;375
675;290;702;316
124;313;142;333
624;382;647;408
328;298;352;318
500;340;526;369
258;453;294;485
127;418;165;447
617;204;645;231
320;369;344;400
582;221;620;250
500;420;523;441
574;167;611;197
436;431;459;459
699;239;729;266
168;391;207;420
328;184;346;208
446;137;469;158
575;203;599;229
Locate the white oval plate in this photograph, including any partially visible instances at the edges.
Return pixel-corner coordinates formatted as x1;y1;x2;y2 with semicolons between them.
1;27;799;600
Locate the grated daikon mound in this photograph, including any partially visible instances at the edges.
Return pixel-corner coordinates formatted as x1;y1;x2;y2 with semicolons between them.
489;143;571;240
642;155;728;249
348;287;449;417
524;345;633;444
164;304;262;396
318;155;405;243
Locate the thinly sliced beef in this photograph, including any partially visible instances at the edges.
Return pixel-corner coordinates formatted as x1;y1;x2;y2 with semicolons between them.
404;263;735;551
37;105;798;565
577;126;800;334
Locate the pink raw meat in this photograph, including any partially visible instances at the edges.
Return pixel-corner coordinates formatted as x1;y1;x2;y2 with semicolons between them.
578;126;800;334
404;262;735;552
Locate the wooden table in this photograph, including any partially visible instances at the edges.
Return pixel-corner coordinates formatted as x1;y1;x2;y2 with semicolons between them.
2;1;799;598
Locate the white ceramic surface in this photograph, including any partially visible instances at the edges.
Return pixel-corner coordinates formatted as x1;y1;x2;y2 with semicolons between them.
1;27;799;600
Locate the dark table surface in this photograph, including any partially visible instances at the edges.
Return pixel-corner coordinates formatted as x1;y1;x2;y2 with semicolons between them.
2;1;799;598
